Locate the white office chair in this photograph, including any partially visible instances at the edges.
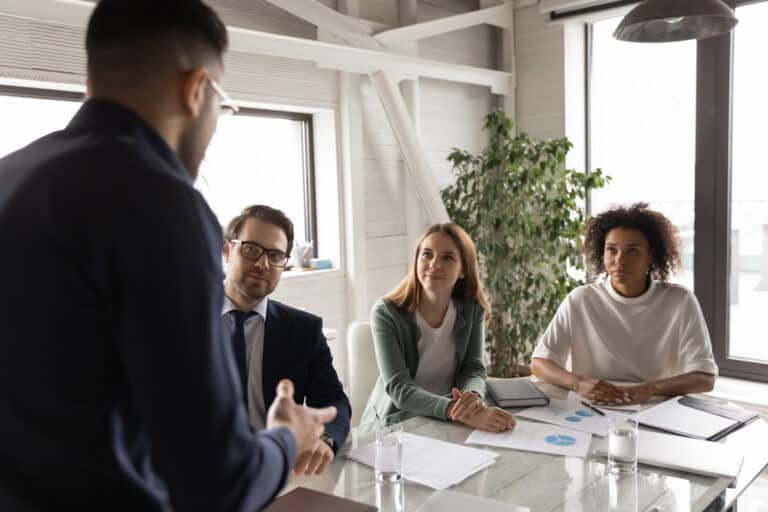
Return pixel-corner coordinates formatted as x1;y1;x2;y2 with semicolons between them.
346;321;379;427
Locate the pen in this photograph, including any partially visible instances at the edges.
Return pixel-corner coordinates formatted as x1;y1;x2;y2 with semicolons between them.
581;400;606;416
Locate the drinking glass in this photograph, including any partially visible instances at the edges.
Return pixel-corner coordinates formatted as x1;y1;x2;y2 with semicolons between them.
608;418;639;473
375;422;403;483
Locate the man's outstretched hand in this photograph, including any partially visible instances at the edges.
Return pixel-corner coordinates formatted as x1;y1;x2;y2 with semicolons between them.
266;379;337;458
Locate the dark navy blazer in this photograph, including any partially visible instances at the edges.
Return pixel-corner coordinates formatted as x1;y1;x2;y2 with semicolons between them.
263;300;351;451
0;100;296;512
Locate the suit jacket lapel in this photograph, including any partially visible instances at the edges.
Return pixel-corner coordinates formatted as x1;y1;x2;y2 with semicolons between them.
262;300;285;408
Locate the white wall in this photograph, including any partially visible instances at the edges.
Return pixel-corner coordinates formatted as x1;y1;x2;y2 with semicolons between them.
514;4;566;139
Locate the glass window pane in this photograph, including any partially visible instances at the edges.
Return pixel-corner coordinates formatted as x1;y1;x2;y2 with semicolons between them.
729;1;768;363
0;94;81;158
589;17;696;290
196;114;310;247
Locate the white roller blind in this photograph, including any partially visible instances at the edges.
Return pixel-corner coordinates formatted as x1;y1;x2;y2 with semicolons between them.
539;0;636;16
0;14;86;86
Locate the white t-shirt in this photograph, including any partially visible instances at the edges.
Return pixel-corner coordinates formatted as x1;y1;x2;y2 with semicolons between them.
532;279;718;382
414;301;458;395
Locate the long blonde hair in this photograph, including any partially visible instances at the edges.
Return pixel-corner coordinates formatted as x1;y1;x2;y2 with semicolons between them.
386;223;490;318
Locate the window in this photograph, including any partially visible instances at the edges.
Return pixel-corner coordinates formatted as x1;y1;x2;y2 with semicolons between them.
0;87;82;159
584;1;768;381
588;17;697;290
196;109;317;259
726;1;768;366
0;88;326;269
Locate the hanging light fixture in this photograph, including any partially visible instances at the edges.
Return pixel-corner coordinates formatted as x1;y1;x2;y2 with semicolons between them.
614;0;738;43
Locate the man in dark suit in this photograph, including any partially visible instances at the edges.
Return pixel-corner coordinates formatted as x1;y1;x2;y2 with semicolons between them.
0;1;335;511
222;205;351;475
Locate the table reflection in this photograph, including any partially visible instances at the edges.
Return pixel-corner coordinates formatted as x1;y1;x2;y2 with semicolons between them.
376;480;405;512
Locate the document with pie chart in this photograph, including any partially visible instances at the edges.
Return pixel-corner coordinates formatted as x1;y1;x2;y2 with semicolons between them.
515;393;629;437
465;420;591;458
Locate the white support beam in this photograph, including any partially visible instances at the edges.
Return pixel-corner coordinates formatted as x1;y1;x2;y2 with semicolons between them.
264;0;384;50
228;28;514;95
0;0;514;95
369;71;449;225
373;3;514;46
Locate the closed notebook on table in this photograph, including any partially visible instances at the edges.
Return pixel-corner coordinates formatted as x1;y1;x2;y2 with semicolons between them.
487;379;549;408
634;396;759;441
263;487;376;512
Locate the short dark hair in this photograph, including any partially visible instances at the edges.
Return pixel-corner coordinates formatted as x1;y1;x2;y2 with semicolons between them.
224;205;295;256
86;0;228;78
584;202;681;283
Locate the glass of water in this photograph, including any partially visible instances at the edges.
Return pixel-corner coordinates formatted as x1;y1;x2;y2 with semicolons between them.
375;422;403;483
608;418;638;473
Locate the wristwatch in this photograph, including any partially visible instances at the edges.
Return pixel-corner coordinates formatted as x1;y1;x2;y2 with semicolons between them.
319;432;335;451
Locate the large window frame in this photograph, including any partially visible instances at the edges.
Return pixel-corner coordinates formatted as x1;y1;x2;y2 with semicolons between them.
228;107;319;257
0;87;321;260
584;0;768;382
697;0;768;382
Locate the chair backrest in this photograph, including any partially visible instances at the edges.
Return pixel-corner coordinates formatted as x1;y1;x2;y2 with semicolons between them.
346;321;378;427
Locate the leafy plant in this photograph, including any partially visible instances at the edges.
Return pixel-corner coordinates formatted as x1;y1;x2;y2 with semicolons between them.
442;110;609;377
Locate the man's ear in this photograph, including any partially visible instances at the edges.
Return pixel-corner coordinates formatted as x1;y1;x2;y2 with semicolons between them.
180;68;209;118
222;240;232;263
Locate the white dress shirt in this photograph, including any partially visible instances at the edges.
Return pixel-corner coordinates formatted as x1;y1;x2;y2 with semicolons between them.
221;296;269;429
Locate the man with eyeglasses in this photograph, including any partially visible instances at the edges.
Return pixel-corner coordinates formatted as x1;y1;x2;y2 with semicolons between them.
0;1;335;511
222;205;351;476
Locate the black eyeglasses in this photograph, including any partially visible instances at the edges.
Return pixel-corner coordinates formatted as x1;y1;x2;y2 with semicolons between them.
228;239;289;268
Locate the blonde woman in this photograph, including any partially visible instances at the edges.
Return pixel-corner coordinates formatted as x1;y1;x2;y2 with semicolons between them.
361;223;515;432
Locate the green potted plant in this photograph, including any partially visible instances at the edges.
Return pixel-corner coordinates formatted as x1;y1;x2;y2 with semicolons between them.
442;110;609;377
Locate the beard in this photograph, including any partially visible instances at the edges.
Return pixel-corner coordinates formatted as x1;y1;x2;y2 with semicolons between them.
178;121;209;180
177;95;217;180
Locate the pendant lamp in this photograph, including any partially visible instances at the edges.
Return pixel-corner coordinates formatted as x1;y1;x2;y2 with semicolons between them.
614;0;738;43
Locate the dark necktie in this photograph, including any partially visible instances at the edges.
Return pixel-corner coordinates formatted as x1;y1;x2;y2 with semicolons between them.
229;310;257;408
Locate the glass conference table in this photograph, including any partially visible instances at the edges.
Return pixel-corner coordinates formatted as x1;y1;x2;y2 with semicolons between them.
284;387;768;512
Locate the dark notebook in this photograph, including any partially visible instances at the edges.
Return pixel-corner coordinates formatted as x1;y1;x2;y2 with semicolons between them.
263;487;376;512
678;395;760;441
486;379;550;408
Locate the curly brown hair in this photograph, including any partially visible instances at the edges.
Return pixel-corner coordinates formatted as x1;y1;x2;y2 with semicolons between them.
584;202;681;283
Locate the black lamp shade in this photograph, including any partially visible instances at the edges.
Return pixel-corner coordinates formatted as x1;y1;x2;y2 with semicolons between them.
614;0;738;43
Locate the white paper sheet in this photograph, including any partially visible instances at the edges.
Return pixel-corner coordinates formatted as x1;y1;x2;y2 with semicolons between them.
345;432;498;490
516;393;617;436
413;490;530;512
465;420;592;458
632;396;739;439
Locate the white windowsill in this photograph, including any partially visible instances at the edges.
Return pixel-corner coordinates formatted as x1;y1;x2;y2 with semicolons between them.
709;375;768;408
279;267;344;283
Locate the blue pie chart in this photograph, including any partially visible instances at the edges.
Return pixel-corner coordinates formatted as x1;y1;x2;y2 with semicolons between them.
575;409;594;417
546;435;577;446
565;416;582;422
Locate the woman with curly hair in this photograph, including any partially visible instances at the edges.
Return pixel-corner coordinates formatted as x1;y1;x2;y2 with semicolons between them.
531;203;717;405
361;223;515;432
